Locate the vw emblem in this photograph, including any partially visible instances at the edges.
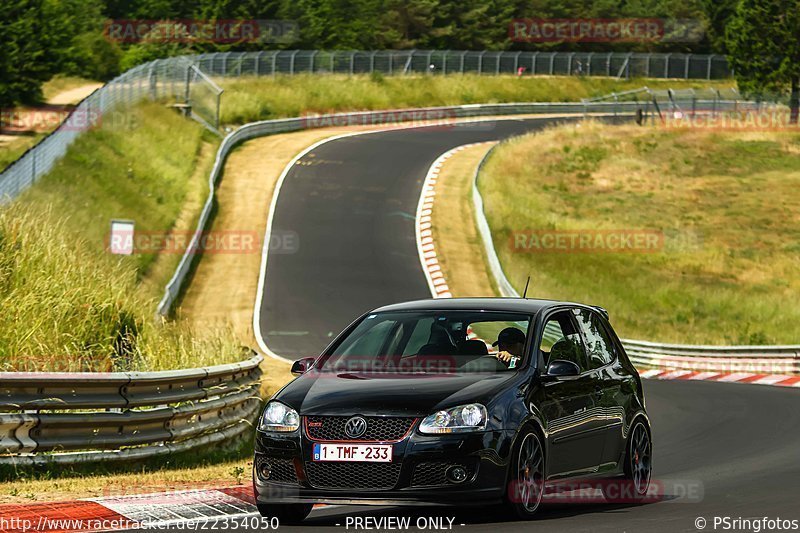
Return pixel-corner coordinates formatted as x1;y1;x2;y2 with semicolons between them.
344;416;367;438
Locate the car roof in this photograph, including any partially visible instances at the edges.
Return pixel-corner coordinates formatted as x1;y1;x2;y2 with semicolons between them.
372;297;589;315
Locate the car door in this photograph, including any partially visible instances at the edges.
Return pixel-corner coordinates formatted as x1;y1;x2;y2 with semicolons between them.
537;310;604;478
572;308;627;471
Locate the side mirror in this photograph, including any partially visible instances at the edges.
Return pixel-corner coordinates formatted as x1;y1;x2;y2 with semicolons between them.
291;357;316;376
542;359;580;381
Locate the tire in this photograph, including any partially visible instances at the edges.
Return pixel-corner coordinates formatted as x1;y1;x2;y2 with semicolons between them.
619;419;652;501
501;427;546;520
256;503;313;524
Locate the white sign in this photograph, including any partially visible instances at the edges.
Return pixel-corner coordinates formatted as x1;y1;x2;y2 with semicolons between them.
109;220;135;255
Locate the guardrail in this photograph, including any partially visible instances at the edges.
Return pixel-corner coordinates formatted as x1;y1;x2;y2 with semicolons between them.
0;353;263;465
470;129;800;376
157;99;663;316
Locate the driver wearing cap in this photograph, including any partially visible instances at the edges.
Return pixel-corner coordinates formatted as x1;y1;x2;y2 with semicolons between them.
493;327;526;368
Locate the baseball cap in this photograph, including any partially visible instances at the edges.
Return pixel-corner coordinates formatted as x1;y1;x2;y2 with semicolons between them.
492;327;526;347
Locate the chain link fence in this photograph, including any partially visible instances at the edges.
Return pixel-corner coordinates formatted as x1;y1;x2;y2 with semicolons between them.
0;50;732;203
193;50;730;79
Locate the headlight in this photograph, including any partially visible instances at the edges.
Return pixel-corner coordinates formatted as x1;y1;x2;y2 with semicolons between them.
258;401;300;432
418;403;487;434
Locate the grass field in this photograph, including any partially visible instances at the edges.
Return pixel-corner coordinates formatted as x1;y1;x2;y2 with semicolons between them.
218;74;734;124
479;121;800;345
0;102;243;371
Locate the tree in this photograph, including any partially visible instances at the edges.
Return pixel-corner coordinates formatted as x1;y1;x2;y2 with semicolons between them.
726;0;800;123
0;0;54;107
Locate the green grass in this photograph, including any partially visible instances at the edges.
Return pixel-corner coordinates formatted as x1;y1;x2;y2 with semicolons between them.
0;133;44;172
218;74;734;125
0;102;242;371
480;121;800;345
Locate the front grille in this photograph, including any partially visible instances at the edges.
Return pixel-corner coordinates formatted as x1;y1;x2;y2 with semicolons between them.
411;461;473;487
305;416;416;442
305;461;402;490
255;455;298;484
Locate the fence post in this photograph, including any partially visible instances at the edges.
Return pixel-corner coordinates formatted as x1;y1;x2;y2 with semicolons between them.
684;55;690;79
426;51;433;73
567;52;574;75
256;51;264;76
706;55;712;80
645;53;651;78
442;50;449;74
370;50;377;73
531;51;538;74
478;51;486;74
350;51;354;74
290;50;298;75
549;52;555;75
664;53;671;78
272;52;278;76
586;52;593;76
310;50;318;73
513;51;521;73
460;51;466;73
606;52;612;76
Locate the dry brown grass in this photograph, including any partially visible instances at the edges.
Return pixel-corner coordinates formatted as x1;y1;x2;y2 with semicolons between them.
430;143;499;297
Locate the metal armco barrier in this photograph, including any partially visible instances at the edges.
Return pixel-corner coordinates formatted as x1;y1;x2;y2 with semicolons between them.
0;353;263;465
470;125;800;376
157;100;666;316
622;340;800;374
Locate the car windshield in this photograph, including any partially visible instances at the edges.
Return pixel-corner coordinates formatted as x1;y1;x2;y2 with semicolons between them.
317;310;532;374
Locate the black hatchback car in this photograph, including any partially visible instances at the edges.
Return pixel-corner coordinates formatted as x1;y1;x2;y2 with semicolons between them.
253;298;651;522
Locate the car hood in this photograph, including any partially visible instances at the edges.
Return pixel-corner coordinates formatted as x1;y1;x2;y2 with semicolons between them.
276;371;517;417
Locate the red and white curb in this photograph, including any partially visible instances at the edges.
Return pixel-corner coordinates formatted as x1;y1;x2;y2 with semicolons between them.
0;486;261;532
639;369;800;388
416;143;493;300
414;145;800;391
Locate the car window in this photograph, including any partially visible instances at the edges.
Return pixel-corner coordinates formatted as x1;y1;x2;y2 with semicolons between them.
540;310;589;372
323;310;532;374
573;308;616;369
339;319;396;357
402;317;435;355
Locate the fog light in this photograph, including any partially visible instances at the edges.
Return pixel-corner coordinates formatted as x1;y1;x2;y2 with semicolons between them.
446;465;467;483
258;461;272;481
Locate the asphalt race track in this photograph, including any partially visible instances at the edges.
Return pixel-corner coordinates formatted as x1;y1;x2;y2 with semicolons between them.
253;117;800;531
259;117;584;356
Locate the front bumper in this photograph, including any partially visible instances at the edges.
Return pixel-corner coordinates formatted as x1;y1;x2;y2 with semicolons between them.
253;427;516;506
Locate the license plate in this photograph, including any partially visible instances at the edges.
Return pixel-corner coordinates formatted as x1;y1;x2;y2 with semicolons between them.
312;443;393;462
